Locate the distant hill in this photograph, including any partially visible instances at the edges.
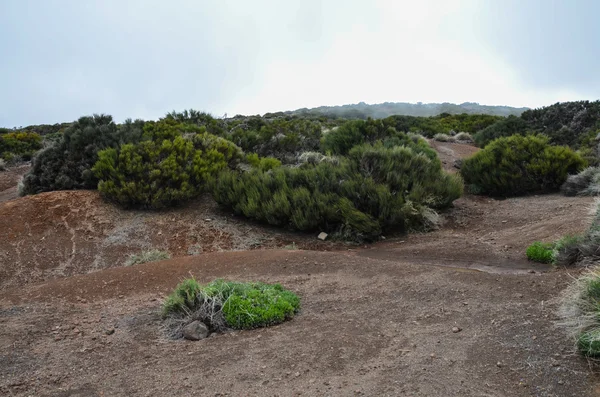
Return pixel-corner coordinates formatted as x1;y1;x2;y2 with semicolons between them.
274;102;529;119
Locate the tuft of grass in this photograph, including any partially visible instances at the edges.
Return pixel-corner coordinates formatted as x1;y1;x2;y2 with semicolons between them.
0;158;6;171
162;279;300;337
559;267;600;357
526;241;555;264
433;133;456;143
554;235;583;266
125;249;170;266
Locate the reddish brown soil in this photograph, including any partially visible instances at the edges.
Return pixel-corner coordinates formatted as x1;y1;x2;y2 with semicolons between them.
1;142;600;396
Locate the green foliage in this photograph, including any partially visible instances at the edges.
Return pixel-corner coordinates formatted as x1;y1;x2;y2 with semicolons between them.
473;116;530;147
211;136;462;241
162;279;300;330
454;132;473;141
0;131;42;161
577;330;600;357
125;249;170;266
20;114;138;195
94;120;241;209
246;153;282;171
525;242;555;264
554;235;584;266
433;133;456;142
460;135;586;197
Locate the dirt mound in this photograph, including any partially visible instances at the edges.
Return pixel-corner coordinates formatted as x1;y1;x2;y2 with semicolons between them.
2;250;599;396
428;140;479;171
0;190;342;289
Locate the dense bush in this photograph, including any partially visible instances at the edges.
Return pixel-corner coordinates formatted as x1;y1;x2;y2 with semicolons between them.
473;115;530;147
94;120;243;209
162;279;300;336
20;115;132;195
461;135;586;197
211;138;462;240
0;131;42;161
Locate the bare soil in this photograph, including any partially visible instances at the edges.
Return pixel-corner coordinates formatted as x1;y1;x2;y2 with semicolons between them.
1;142;600;396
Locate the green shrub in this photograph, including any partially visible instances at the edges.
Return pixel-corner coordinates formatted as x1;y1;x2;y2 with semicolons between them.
162;279;300;333
0;131;42;161
554;235;584;266
125;249;170;266
473;115;530;147
20;114;139;195
460;135;586;197
526;242;555;264
246;153;282;171
577;330;600;357
0;158;5;171
94;120;243;209
211;138;462;241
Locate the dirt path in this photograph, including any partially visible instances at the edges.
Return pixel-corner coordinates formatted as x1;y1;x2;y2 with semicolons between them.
1;250;599;397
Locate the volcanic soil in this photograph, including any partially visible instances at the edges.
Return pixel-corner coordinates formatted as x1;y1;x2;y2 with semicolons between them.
1;144;599;397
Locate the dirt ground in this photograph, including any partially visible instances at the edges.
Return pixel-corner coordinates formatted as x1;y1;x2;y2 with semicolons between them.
1;143;600;396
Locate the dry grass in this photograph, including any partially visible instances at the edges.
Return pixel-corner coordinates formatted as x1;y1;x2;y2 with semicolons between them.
433;133;456;143
125;249;171;266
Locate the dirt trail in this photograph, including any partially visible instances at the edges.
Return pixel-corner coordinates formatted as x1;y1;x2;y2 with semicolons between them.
2;142;600;396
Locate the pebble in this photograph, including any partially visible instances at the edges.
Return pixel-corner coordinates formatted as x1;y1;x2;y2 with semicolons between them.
452;326;462;333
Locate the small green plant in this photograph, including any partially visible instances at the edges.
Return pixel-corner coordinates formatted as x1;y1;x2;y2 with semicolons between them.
526;241;555;264
125;249;170;266
162;279;300;337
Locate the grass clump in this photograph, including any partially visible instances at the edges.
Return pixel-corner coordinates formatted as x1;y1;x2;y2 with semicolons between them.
125;249;170;266
433;133;456;142
525;242;555;264
0;158;5;171
162;279;300;337
560;268;600;357
454;132;473;142
561;167;600;196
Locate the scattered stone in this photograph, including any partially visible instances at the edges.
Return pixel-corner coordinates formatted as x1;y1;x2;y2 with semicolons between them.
452;326;462;333
317;232;328;241
528;270;536;274
496;362;502;367
105;328;115;336
183;321;209;341
558;380;564;385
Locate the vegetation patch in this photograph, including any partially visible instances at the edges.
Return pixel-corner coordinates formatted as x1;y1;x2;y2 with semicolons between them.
162;279;300;338
560;267;600;357
460;135;586;197
0;131;42;162
561;167;600;196
433;133;456;142
525;242;555;264
211;135;462;241
125;249;170;266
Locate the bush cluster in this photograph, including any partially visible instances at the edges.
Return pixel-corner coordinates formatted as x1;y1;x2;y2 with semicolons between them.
20;115;142;195
461;135;586;197
162;278;300;335
94;120;243;209
211;136;462;241
0;131;42;162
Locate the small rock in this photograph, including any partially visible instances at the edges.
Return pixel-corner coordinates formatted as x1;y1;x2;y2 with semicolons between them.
294;371;301;377
532;335;537;340
317;232;328;241
528;270;536;274
105;328;115;335
496;362;502;367
558;380;564;385
452;326;462;333
183;321;209;341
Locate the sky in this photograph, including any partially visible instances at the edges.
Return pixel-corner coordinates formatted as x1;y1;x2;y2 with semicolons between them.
1;0;599;127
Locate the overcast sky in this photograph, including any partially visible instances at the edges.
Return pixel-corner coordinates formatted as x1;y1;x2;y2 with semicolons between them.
1;0;599;127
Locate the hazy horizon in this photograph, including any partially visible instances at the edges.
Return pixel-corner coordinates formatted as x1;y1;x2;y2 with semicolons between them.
2;0;599;127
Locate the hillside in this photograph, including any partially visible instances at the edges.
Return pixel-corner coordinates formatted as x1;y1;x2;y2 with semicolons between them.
277;101;529;119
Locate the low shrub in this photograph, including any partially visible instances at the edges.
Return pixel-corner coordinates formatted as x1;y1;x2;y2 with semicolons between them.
0;158;5;171
433;133;456;142
162;279;300;337
0;131;42;161
211;139;462;241
561;167;600;196
525;242;555;264
20;115;137;195
559;267;600;357
125;249;170;266
94;120;243;209
473;115;530;147
454;132;473;142
460;135;586;197
554;235;584;266
246;153;281;171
